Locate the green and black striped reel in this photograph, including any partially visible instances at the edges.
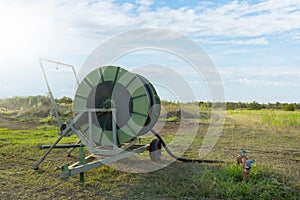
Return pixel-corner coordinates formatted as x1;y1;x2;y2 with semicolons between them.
73;66;161;146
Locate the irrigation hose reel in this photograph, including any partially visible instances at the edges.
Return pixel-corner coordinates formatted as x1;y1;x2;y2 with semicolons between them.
33;62;163;179
73;65;161;154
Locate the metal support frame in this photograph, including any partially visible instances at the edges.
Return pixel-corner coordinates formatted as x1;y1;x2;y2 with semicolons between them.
59;107;150;180
60;144;149;179
74;108;127;156
34;108;149;178
32;111;85;169
40;144;84;149
66;139;82;156
32;128;70;170
39;58;79;130
35;59;150;181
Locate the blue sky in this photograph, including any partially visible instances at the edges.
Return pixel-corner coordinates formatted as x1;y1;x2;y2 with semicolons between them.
0;0;299;102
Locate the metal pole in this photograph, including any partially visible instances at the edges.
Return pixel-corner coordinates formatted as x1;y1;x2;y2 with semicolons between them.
40;144;83;149
88;110;93;152
32;129;69;170
39;58;62;129
33;112;84;170
112;108;118;152
40;58;79;85
79;146;85;183
66;139;82;156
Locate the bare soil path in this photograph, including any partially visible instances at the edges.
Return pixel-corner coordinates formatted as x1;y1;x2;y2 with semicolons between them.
0;116;39;130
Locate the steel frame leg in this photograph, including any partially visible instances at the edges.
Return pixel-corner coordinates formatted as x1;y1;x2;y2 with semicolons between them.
60;145;148;179
32;130;68;170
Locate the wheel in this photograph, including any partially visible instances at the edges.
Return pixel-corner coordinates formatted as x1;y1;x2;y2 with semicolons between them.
149;138;162;162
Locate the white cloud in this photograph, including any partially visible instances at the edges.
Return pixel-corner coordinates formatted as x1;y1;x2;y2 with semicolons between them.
199;37;269;45
1;0;299;58
122;2;136;12
135;0;154;12
221;66;300;79
12;0;298;43
228;78;300;87
194;0;300;37
0;0;300;100
291;31;300;42
221;66;300;87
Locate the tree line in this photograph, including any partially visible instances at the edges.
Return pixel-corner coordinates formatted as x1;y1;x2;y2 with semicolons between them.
0;95;72;110
0;96;299;111
224;101;298;111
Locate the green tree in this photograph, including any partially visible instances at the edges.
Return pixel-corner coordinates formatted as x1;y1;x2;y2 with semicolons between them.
275;102;281;109
226;102;235;110
282;104;295;111
56;96;73;104
237;101;247;109
247;101;262;110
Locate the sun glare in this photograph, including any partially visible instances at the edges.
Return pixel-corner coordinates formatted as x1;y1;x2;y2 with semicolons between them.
0;4;47;60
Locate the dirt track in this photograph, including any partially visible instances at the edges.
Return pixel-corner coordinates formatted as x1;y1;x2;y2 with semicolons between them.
0;114;202;137
0;116;39;130
0;116;182;132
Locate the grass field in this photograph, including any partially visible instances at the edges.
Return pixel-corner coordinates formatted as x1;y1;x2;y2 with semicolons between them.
0;109;299;199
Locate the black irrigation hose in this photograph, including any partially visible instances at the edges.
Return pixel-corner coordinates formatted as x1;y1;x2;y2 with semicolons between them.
151;130;225;164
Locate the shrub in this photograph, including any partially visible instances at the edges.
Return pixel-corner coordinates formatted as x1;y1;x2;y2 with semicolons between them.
282;104;295;111
247;101;262;110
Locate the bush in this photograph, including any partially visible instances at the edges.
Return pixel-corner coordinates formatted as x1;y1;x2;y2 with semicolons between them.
282;104;295;111
247;101;262;110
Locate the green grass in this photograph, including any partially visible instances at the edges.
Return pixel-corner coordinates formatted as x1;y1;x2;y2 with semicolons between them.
261;110;300;127
0;110;299;199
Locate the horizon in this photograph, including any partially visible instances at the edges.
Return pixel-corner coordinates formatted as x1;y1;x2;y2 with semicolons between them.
1;94;299;105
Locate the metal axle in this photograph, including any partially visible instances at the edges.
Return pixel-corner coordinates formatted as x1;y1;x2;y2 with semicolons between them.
40;144;84;149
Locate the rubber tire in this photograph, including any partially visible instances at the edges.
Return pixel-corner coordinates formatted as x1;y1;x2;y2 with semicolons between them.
149;139;162;162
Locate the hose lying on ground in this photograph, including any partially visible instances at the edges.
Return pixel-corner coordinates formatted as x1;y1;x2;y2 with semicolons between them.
151;130;225;164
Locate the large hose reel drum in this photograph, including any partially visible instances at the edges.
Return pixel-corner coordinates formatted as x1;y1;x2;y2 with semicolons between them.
73;66;161;147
